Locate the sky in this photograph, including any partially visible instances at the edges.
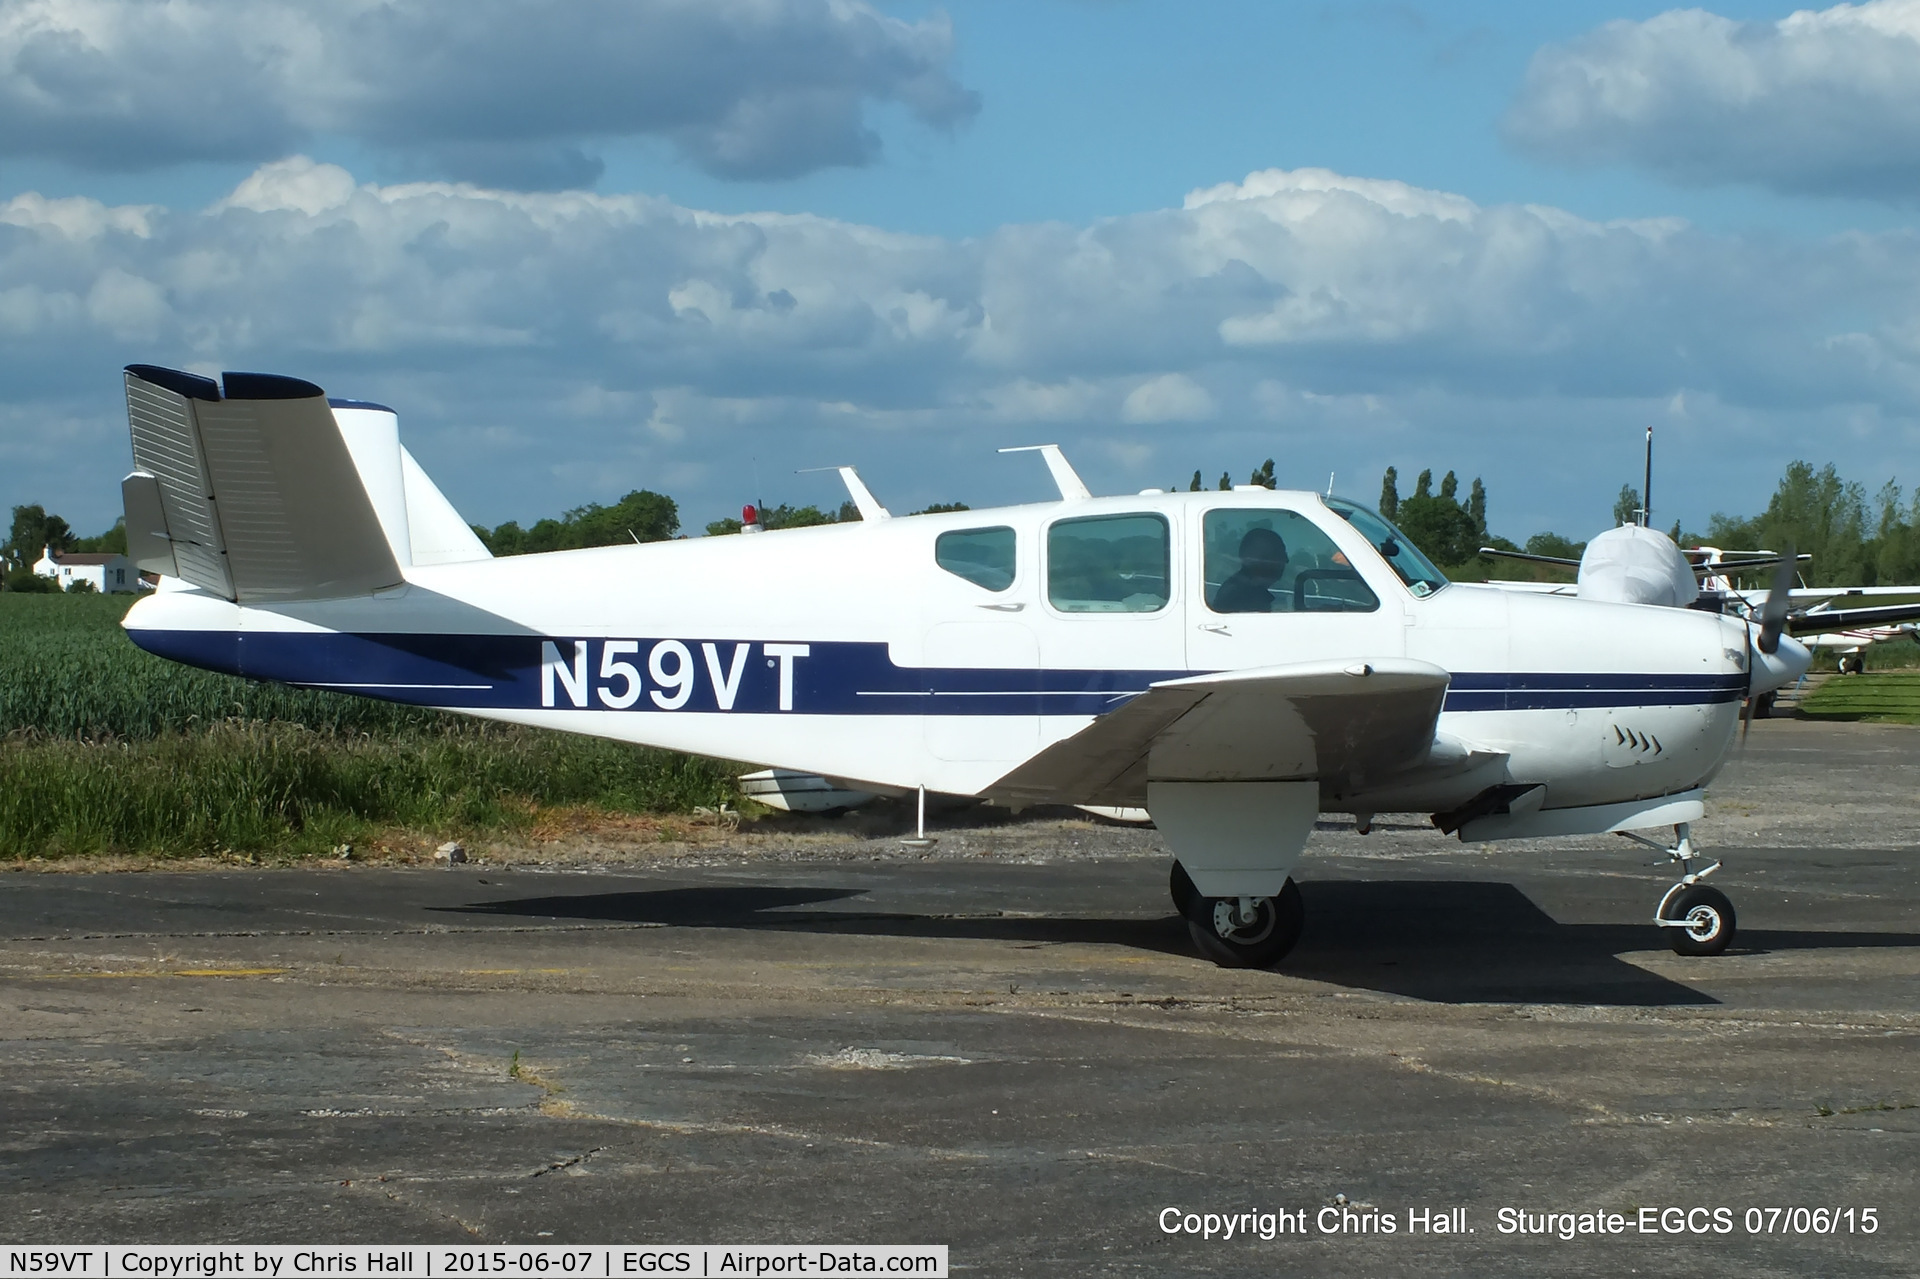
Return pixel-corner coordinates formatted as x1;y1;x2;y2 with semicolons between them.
7;0;1920;545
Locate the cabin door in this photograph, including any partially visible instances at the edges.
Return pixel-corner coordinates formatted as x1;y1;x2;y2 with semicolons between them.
919;523;1041;765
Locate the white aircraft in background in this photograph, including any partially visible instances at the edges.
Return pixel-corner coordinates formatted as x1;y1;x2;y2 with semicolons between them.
1789;617;1920;674
117;365;1841;967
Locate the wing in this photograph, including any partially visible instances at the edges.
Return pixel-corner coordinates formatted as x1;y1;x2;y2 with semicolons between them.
1789;600;1920;633
1485;579;1578;596
983;658;1452;808
1478;547;1580;569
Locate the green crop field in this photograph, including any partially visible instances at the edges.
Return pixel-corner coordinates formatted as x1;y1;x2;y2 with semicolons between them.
0;592;445;739
0;593;736;860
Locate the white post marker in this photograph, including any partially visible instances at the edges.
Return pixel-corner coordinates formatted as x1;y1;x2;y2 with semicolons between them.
900;783;938;848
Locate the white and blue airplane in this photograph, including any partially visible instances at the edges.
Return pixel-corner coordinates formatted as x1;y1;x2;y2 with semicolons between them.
115;365;1818;967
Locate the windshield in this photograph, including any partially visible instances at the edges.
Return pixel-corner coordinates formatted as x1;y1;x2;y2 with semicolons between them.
1322;497;1450;599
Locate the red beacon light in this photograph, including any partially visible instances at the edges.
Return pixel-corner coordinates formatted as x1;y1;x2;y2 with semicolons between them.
741;503;764;534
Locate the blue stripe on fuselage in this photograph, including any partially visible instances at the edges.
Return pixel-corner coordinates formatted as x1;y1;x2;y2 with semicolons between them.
1441;671;1746;711
125;629;1746;715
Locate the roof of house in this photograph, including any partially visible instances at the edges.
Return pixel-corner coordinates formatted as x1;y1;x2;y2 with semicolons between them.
50;553;126;566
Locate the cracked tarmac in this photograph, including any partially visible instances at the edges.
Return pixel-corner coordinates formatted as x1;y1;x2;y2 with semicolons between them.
2;719;1917;1276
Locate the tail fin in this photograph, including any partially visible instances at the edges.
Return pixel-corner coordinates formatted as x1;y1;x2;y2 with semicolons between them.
327;397;492;568
122;365;405;601
398;444;491;567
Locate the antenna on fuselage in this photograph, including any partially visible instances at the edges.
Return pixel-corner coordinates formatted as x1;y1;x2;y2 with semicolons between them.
1642;425;1653;529
797;466;891;521
998;444;1092;501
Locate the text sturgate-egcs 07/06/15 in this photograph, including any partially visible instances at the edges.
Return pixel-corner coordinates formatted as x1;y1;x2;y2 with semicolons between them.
1156;1203;1882;1242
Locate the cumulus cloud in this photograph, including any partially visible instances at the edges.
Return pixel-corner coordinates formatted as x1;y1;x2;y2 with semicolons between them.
1122;373;1215;423
8;160;1920;531
1505;0;1920;200
0;0;977;187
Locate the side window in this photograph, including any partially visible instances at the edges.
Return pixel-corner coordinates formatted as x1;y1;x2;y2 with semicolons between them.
1204;509;1379;614
1047;513;1170;613
935;526;1016;591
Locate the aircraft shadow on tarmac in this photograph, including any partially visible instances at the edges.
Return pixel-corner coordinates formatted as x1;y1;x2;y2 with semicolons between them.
436;881;1920;1007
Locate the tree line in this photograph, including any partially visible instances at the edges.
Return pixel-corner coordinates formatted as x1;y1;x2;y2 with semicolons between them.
470;492;972;548
1193;457;1920;587
11;457;1920;588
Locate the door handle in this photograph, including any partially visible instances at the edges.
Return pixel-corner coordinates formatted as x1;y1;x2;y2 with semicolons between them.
1197;623;1231;635
978;602;1025;612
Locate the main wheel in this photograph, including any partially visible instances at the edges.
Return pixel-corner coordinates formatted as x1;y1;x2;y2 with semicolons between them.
1185;878;1305;969
1169;861;1198;917
1664;884;1736;956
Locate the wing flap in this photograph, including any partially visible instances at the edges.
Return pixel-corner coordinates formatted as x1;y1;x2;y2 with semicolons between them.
984;658;1452;808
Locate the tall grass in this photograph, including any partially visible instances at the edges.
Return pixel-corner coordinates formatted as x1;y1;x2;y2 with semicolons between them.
0;594;737;858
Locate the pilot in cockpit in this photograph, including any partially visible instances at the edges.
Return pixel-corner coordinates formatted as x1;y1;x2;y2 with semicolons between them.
1212;527;1289;612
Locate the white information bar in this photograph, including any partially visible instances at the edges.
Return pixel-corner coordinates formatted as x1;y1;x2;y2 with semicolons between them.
0;1248;947;1279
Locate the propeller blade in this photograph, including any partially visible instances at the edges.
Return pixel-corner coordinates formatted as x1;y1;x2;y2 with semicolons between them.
1757;542;1795;655
1741;621;1756;746
1741;669;1756;744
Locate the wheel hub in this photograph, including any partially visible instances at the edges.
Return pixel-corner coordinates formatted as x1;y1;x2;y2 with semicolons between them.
1211;896;1277;944
1683;905;1722;942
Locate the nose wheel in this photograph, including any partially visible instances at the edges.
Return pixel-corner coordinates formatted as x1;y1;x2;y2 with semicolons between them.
1620;822;1737;956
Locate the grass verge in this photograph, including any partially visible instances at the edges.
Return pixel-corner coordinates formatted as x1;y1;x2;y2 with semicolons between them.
2;594;748;862
0;721;737;861
1797;671;1920;725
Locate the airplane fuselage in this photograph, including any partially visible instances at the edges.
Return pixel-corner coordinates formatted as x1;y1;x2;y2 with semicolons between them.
125;488;1766;821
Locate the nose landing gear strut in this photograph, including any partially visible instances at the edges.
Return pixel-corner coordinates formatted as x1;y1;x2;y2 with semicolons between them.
1619;822;1736;956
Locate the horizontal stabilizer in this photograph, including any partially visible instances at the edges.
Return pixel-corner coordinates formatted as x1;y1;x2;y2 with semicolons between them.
122;365;404;602
984;658;1451;808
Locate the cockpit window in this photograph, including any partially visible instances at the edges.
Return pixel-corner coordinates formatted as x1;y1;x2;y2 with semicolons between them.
935;526;1016;591
1204;509;1379;613
1322;497;1450;598
1047;513;1170;613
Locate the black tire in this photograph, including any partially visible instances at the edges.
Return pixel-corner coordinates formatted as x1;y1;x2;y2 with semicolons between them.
1169;861;1198;917
1185;878;1305;969
1753;691;1776;719
1664;884;1736;956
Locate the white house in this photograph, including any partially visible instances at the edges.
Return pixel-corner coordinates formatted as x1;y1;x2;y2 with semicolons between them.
32;546;143;593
